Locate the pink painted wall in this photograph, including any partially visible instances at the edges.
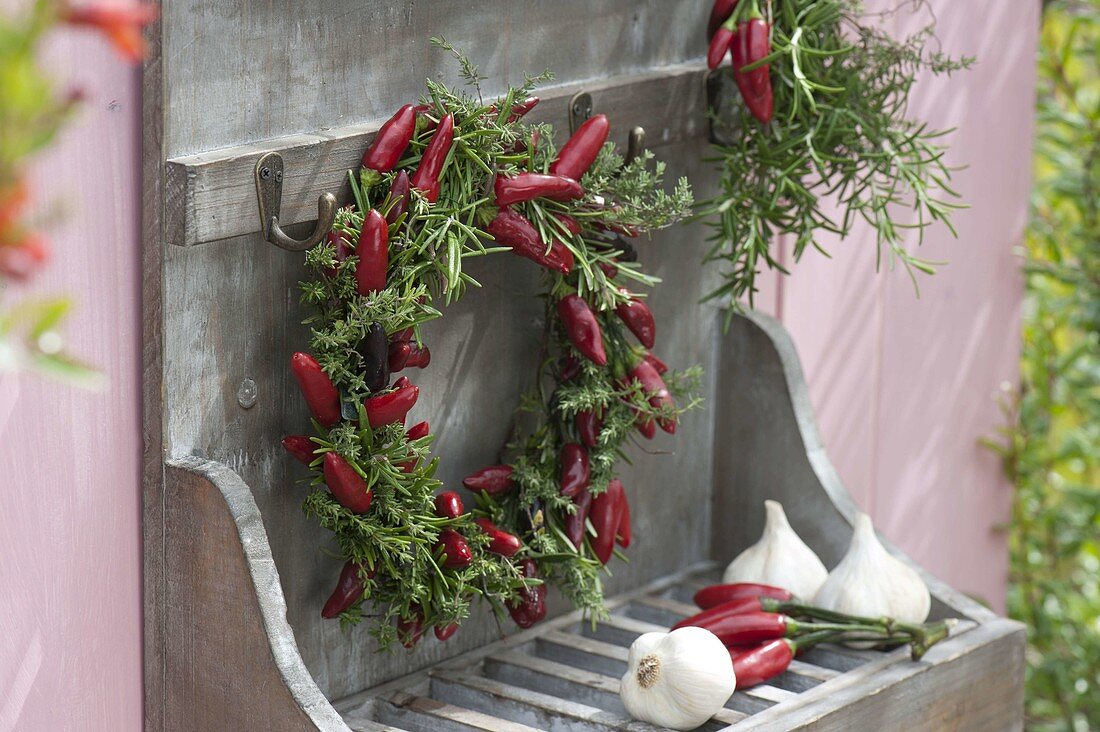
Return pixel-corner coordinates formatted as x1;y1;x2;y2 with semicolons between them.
0;23;144;732
0;2;1030;729
767;0;1035;611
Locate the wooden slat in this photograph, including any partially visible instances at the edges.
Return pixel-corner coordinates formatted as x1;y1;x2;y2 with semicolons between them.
165;62;708;247
378;692;541;732
786;660;840;682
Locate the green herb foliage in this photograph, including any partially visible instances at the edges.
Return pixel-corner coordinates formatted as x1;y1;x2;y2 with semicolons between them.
294;40;696;647
699;0;972;311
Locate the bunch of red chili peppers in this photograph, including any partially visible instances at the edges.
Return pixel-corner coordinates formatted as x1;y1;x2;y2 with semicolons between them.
281;60;692;647
678;582;952;687
707;0;774;124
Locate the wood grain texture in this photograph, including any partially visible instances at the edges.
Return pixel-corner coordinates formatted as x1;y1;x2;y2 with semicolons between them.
165;63;707;247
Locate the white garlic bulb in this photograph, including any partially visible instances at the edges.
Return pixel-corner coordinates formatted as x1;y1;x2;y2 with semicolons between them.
619;627;735;730
814;513;931;623
722;500;828;600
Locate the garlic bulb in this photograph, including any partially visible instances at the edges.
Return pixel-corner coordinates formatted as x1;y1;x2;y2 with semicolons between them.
619;627;735;730
722;500;828;600
814;513;930;623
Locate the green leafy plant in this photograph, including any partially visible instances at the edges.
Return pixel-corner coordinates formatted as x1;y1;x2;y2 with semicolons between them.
700;0;972;311
983;2;1099;728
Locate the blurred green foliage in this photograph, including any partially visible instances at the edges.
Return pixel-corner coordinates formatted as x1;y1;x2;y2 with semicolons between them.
985;1;1099;728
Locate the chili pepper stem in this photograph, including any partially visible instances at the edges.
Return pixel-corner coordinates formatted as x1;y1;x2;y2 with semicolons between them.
765;598;934;645
786;629;842;654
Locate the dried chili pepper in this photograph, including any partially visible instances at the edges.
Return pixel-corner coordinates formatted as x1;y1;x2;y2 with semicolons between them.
397;605;425;648
551;114;609;180
399;421;430;473
388;341;413;372
707;0;738;39
731;16;774;124
674;609;791;645
616;491;632;548
411;113;454;203
356;209;389;295
363;383;419;428
434;623;459;641
392;376;411;390
434;491;464;519
290;352;342;427
436;529;473;569
575;409;602;448
323;453;374;514
321;560;375;619
385;170;411;225
598;261;619;279
494;173;584;207
693;583;793;610
615;291;656;348
486;207;574;274
557;294;607;366
507;558;547;628
474;518;522;557
362;104;417;174
590;478;625;564
359;322;389;393
559;354;581;381
559;443;590;497
554;213;582;236
565;488;593;549
281;435;316;465
625;358;676;434
405;345;430;368
643;350;668;375
507;95;540;122
708;23;735;69
463;465;515;496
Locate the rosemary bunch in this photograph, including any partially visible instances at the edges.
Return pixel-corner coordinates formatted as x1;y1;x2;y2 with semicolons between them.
700;0;973;309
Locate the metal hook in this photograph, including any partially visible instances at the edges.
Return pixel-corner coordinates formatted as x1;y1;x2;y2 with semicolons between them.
254;152;337;252
566;91;646;170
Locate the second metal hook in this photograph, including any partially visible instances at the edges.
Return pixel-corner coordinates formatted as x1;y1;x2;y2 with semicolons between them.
254;152;337;252
567;91;646;169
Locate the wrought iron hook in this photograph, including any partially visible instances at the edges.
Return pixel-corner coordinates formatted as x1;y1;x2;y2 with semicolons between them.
254;152;337;252
567;92;645;169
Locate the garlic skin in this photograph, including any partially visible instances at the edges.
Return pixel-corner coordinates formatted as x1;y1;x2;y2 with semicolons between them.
619;627;735;730
722;500;828;600
814;513;931;623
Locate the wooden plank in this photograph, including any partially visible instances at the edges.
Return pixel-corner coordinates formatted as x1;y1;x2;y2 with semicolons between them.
786;660;839;683
165;62;707;247
378;692;541;732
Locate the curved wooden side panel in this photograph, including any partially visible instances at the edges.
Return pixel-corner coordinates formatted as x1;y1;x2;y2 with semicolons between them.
713;312;1000;623
162;456;349;731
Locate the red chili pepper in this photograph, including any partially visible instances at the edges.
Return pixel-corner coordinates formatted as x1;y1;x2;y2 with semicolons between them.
362;104;417;173
732;639;795;688
281;435;316;465
557;294;607;366
290;352;342;427
707;0;738;40
559;354;581;381
411;113;454;203
507;95;540;122
392;327;414;343
399;421;431;473
474;518;522;557
555;213;582;236
565;488;593;549
690;596;767;624
486;207;574;275
673;610;790;646
321;560;376;619
355;209;389;295
615;292;656;348
462;465;515;496
436;529;473;569
494;173;584;207
385;170;411;225
616;491;632;548
507;558;547;628
598;261;619;279
551;114;610;180
323;453;374;513
397;606;425;648
434;623;459;642
693;583;793;610
708;24;735;69
635;416;656;439
643;350;668;375
363;384;419;428
590;478;625;565
323;228;352;279
575;410;602;448
731;18;774;124
392;376;411;390
388;341;413;372
559;443;590;497
433;491;463;519
405;345;431;369
625;358;676;434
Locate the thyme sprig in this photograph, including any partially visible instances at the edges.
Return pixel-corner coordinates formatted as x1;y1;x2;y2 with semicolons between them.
699;0;973;310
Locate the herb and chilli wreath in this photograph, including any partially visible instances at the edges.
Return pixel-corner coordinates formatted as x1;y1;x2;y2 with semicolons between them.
281;41;697;649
